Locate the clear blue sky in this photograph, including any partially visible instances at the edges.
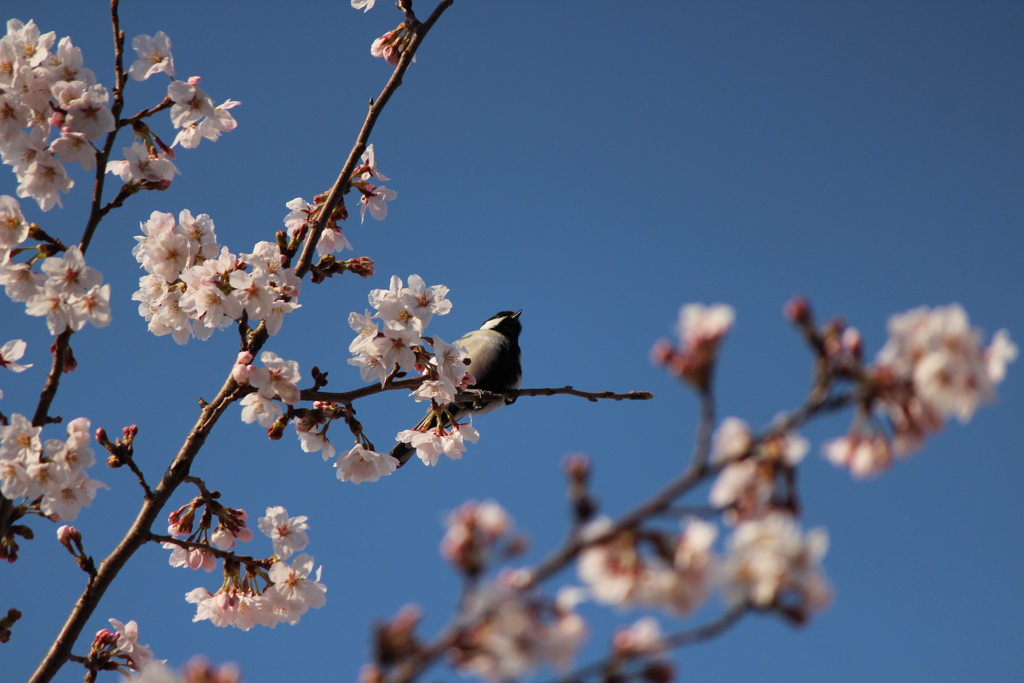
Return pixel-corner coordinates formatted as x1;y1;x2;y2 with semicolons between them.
2;2;1022;682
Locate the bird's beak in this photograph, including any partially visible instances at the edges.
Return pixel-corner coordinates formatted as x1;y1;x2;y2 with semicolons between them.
512;310;522;319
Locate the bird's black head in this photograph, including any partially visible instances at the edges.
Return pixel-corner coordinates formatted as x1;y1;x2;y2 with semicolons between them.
481;309;522;341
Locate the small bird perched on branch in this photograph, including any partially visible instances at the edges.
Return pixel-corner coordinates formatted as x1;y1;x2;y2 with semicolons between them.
391;309;522;466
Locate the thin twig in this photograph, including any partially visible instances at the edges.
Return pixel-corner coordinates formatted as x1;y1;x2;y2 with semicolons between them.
300;382;653;405
545;605;749;683
148;534;264;565
79;0;129;255
118;97;173;127
292;0;454;280
31;330;72;428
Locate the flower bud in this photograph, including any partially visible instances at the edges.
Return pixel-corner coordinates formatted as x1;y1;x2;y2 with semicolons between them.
784;295;811;324
562;452;591;480
57;524;80;547
344;256;375;278
641;662;675;683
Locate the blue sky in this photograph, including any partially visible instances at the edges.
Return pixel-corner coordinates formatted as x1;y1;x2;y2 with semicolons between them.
2;2;1022;682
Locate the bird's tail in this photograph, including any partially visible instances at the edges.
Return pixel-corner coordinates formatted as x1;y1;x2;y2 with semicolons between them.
389;407;454;467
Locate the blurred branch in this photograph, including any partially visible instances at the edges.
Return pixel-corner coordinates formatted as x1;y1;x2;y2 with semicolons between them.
381;390;717;683
542;605;749;683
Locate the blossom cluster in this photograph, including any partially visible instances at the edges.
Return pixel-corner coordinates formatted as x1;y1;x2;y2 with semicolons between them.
283;144;395;263
0;413;107;521
448;578;588;682
440;499;520;576
577;516;719;616
575;495;829;624
0;19;105;210
0;196;112;334
0;20;235;211
797;302;1017;478
165;503;327;630
629;304;833;620
348;274;485;468
132;659;241;683
132;210;300;343
86;618;155;674
650;303;735;390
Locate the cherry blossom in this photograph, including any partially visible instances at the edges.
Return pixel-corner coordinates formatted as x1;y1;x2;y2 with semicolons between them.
249;351;301;405
358;183;397;222
106;141;179;185
168;79;216;129
128;32;174;80
50;132;96;170
651;302;736;389
450;582;587;682
258;506;310;559
40;246;101;296
17;153;73;211
721;512;831;619
348;349;389;386
6;19;56;68
267;553;327;624
0;338;31;372
172;98;240;149
822;433;893;479
108;618;154;671
62;83;115;140
39;36;96;85
0;194;27;248
335;443;398;484
239;393;282;428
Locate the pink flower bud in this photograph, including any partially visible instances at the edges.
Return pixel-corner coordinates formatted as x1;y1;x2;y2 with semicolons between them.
784;295;811;324
344;256;375;278
232;363;251;383
187;75;202;85
57;525;78;546
93;628;117;646
562;452;591;479
50;111;65;127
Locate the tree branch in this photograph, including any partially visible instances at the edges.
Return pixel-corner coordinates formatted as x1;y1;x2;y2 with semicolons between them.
28;375;244;683
381;390;716;683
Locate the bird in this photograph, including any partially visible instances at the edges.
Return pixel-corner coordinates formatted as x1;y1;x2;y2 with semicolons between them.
391;309;522;466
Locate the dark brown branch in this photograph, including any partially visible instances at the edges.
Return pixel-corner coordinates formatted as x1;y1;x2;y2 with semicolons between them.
30;4;458;681
31;329;72;428
291;0;454;280
472;386;654;403
118;97;173;127
28;374;245;683
79;0;129;255
300;382;653;405
148;534;263;565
